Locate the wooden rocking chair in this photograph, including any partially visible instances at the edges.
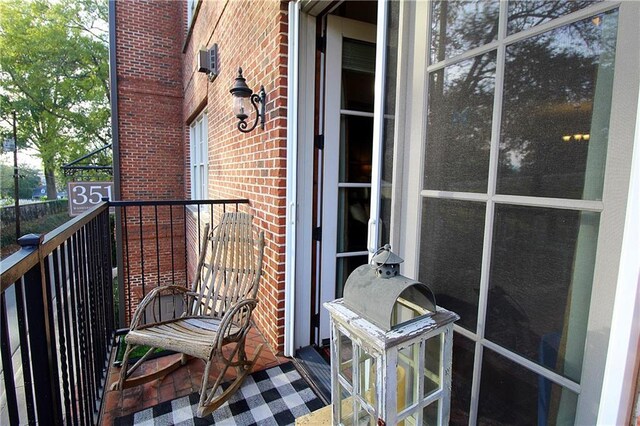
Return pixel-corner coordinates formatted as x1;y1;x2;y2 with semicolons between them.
112;212;265;417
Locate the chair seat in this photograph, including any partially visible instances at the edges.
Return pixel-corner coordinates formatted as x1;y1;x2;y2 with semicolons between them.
126;317;240;360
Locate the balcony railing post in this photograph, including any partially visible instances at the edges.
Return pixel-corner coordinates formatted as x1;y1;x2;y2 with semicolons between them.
19;233;63;425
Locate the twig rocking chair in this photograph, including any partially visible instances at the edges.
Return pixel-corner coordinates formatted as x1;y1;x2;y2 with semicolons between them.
112;212;265;417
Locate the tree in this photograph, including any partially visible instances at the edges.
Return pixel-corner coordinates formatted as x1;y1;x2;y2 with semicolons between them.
0;0;110;199
0;163;41;200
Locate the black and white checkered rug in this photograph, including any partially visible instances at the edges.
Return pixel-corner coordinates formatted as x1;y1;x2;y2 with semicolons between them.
113;362;325;425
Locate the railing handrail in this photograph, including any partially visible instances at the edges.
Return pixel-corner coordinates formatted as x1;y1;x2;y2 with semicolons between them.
109;198;250;207
1;199;250;291
0;201;110;292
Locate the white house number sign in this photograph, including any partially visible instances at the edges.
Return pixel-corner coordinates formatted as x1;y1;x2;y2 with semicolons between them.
68;182;114;216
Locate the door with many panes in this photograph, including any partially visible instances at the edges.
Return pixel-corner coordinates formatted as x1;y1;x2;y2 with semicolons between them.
317;15;377;344
390;1;637;425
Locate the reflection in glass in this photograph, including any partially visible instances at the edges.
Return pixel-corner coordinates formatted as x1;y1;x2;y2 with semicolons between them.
340;115;374;183
419;199;485;331
424;401;440;426
425;52;496;193
397;343;418;412
430;0;500;64
358;351;377;408
355;404;375;426
478;349;578;425
498;10;618;199
508;1;603;34
342;38;375;112
339;330;353;384
336;255;369;298
486;205;600;382
424;334;442;398
451;334;474;425
338;188;370;253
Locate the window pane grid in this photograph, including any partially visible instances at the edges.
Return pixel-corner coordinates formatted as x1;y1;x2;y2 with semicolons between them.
189;113;208;200
421;2;618;423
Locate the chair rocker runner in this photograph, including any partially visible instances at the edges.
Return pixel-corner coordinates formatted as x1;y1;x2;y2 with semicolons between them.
112;212;265;417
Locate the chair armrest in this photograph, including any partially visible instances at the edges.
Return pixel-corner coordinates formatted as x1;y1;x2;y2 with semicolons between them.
130;285;197;330
215;298;258;352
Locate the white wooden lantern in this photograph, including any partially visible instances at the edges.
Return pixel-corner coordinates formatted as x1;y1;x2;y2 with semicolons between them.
324;246;458;425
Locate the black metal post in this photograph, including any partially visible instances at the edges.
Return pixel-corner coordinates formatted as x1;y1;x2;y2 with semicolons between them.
20;233;63;425
12;110;20;239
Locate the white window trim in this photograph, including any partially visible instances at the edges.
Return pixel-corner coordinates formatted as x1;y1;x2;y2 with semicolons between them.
189;112;208;201
187;0;197;28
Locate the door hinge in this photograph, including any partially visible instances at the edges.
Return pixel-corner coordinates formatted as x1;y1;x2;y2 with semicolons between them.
314;134;324;150
311;312;320;328
312;226;322;241
316;35;326;53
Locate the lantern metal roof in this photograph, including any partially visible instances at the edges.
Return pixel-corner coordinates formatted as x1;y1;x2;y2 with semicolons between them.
342;247;438;331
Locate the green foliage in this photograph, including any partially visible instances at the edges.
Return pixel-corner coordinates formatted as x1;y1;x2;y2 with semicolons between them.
0;0;110;198
0;163;41;199
0;210;71;254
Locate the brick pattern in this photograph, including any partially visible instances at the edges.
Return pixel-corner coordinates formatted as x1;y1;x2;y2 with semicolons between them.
182;0;290;353
115;0;187;320
116;0;290;354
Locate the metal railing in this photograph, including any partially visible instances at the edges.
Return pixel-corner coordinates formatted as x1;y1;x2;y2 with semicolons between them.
0;198;250;425
111;199;250;326
0;202;114;425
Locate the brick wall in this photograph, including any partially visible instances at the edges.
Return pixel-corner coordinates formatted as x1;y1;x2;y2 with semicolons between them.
183;0;289;353
115;0;186;319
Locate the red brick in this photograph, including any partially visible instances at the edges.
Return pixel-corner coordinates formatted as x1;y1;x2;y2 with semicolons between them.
116;0;289;353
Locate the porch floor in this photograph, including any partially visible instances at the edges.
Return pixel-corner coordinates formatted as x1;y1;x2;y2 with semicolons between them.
100;326;290;425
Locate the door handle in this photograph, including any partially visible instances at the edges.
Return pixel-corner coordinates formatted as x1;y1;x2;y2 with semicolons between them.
367;218;377;253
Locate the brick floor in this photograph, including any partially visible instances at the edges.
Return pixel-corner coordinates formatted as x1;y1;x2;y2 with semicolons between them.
99;326;289;425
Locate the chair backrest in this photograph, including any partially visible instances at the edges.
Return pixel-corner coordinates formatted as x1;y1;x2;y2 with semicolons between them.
189;212;264;318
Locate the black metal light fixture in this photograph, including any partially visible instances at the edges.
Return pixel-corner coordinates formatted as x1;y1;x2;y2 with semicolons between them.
229;67;266;133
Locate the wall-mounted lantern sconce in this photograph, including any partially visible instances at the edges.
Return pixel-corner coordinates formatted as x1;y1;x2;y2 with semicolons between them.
229;67;266;133
197;43;218;81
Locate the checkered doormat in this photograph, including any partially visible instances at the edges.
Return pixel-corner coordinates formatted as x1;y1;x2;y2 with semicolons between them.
113;362;325;426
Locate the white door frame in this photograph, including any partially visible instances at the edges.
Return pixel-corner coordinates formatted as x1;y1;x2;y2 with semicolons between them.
318;15;377;343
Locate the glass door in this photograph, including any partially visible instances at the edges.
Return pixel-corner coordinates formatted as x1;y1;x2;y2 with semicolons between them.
319;15;376;343
401;1;626;424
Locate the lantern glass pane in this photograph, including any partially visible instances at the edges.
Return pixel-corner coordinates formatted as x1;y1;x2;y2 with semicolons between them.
400;411;419;426
339;330;354;384
339;381;354;424
391;296;430;327
424;334;442;398
358;351;377;408
355;404;376;426
424;400;440;425
233;96;250;119
397;343;418;412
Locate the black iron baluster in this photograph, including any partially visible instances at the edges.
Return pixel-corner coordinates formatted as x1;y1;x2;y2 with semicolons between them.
52;246;72;424
23;245;62;425
70;233;89;426
59;242;78;425
123;206;131;326
0;291;19;425
139;205;146;323
14;274;36;424
87;220;100;415
42;252;64;424
80;225;98;420
184;205;188;287
92;216;106;377
170;205;175;286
